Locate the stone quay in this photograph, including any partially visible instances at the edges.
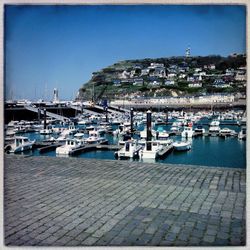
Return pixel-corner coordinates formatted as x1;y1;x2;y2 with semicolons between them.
4;155;246;246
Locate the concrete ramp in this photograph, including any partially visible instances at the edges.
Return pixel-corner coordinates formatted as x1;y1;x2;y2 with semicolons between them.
24;105;70;122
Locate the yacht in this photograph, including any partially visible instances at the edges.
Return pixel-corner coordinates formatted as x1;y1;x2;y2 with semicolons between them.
5;136;35;153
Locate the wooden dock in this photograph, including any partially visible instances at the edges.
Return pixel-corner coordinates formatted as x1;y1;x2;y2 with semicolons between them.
157;144;174;158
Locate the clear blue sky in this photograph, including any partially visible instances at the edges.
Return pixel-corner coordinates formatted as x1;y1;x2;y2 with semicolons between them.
5;5;246;101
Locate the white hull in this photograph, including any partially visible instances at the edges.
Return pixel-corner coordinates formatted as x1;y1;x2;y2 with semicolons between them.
173;141;191;151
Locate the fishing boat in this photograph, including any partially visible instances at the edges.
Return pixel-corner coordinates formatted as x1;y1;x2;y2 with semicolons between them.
56;138;85;155
5;136;35;153
114;140;143;159
139;140;171;159
173;140;191;151
85;130;108;144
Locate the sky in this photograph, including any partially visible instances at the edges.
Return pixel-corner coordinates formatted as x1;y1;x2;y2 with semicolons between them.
4;5;246;101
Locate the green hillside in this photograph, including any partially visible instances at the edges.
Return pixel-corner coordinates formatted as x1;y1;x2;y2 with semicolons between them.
77;55;246;101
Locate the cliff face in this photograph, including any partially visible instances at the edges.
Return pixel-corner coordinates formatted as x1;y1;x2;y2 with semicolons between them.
77;55;246;102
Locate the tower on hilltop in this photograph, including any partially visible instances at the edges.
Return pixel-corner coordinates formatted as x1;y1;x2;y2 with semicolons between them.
185;46;191;58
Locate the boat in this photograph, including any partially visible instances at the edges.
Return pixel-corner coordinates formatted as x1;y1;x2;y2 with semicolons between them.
194;125;206;134
40;125;54;135
173;141;191;151
5;136;35;153
156;128;169;139
139;140;171;159
238;127;246;140
85;130;108;144
140;129;156;139
209;120;220;134
114;140;143;159
219;128;235;137
56;138;85;155
181;126;194;138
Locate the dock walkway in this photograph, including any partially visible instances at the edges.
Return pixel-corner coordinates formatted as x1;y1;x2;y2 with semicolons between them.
4;155;246;246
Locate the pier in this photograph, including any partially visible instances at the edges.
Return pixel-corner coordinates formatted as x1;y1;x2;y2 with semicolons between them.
4;155;246;246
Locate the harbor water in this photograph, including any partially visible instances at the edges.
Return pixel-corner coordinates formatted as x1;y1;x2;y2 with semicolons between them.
14;120;246;169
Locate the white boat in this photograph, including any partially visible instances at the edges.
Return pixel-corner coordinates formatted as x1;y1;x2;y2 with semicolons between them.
115;140;143;159
5;136;35;153
40;125;54;135
173;141;191;151
194;125;206;134
181;126;194;138
139;141;162;159
140;129;156;139
209;120;220;134
156;129;169;139
238;127;246;140
85;131;108;144
67;124;78;135
56;138;85;155
210;120;220;126
74;132;85;139
219;128;234;137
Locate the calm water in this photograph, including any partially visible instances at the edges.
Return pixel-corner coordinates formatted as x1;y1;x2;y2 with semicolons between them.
15;120;246;169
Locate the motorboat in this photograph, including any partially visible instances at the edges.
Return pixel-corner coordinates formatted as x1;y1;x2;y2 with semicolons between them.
85;130;108;144
173;140;191;151
139;140;167;159
5;136;35;153
56;138;85;155
209;120;220;134
156;128;169;139
40;125;54;135
140;129;156;139
219;128;235;137
181;126;194;138
238;127;246;140
194;125;206;134
114;140;143;159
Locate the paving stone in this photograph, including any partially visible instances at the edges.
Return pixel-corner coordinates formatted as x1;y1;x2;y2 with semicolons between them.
4;155;246;246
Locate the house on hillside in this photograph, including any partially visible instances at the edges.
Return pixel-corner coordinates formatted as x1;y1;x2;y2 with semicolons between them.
165;79;175;86
188;83;202;88
133;78;144;86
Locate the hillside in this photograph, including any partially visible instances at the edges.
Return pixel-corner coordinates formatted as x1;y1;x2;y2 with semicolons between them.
77;54;246;102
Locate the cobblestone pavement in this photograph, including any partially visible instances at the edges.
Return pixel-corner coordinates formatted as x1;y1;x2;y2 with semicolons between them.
4;155;246;246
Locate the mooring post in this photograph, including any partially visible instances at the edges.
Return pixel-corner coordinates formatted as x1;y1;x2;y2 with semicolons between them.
146;110;152;151
38;108;41;124
105;107;108;123
165;106;168;124
130;108;134;136
43;109;47;129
